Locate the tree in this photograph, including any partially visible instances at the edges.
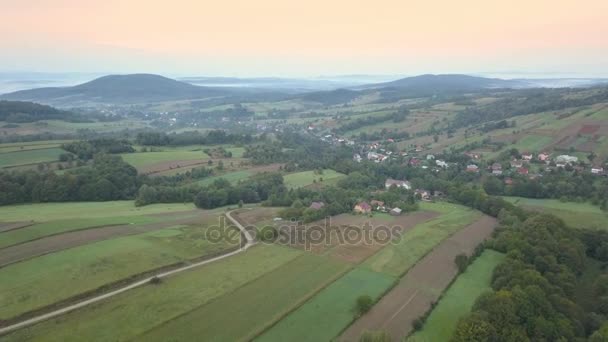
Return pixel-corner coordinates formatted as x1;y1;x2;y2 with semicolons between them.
455;253;469;273
355;295;373;316
359;331;391;342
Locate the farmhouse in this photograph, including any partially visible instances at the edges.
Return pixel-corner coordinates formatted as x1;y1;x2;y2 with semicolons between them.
385;178;412;190
354;202;372;214
309;201;325;210
466;164;479;173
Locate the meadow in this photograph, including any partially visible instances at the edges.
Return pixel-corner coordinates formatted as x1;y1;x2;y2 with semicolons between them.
503;196;608;230
0;224;236;320
0;147;66;168
256;267;396;342
120;150;208;169
196;169;253;186
3;245;302;341
409;250;505;342
283;169;345;189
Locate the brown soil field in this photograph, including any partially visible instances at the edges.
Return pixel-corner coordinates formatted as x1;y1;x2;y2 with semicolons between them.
0;222;33;233
339;215;497;341
275;211;439;264
0;209;225;268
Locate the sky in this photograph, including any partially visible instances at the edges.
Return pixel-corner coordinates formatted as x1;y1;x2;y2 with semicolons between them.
1;0;607;77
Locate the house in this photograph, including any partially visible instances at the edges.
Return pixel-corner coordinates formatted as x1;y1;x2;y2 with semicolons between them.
538;153;550;162
390;207;402;216
385;178;412;190
504;177;514;185
354;202;372;214
492;169;503;176
435;159;448;168
517;167;529;175
409;158;422;167
491;163;502;171
370;200;386;211
309;202;325;210
353;154;362;163
466;164;479;173
415;189;431;201
426;154;435;160
510;160;523;168
522;153;534;161
591;167;604;175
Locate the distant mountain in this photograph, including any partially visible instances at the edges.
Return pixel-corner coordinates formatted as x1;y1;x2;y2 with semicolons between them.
0;74;243;106
360;74;528;92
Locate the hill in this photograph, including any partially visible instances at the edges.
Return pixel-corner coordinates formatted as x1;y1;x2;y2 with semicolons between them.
0;100;83;122
361;74;527;93
0;74;240;106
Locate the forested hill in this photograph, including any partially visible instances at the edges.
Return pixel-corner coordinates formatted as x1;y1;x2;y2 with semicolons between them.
0;100;81;123
0;74;249;106
366;74;527;90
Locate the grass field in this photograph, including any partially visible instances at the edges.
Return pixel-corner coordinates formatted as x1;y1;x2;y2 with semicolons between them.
0;225;236;320
0;140;71;153
503;197;608;230
120;150;208;169
139;253;349;341
283;169;345;189
0;201;195;222
0;216;159;249
3;245;302;341
256;267;396;342
0;148;66;168
361;202;481;277
409;250;505;342
511;134;553;152
196;170;253;186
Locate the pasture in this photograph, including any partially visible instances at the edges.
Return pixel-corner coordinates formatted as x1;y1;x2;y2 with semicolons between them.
283;169;345;189
504;197;608;230
0;147;66;168
256;267;396;342
409;250;505;342
0;224;237;320
3;245;302;341
196;169;253;186
120;150;208;171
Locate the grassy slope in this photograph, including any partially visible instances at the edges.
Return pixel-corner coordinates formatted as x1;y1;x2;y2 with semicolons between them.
256;267;396;342
120;151;208;168
4;245;301;341
283;169;345;189
0;201;195;222
0;225;235;319
504;196;608;230
138;253;349;342
0;148;66;168
196;170;253;186
409;250;505;342
362;202;481;277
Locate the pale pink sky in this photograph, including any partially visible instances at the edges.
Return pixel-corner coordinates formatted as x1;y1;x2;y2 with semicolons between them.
1;0;607;76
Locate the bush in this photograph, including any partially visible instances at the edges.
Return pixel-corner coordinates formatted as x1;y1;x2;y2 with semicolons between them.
149;276;162;285
356;295;373;316
454;253;470;273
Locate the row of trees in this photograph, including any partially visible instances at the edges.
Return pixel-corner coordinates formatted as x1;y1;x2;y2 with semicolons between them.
135;130;254;146
62;138;135;160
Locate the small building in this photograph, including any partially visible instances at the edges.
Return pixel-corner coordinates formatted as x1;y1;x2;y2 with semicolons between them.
309;202;325;210
435;160;448;168
466;164;479;173
385;178;412;190
426;154;435;160
517;167;529;175
492;169;503;176
504;177;514;185
409;158;422;167
491;163;502;171
591;167;604;175
353;154;362;163
510;160;523;168
389;207;402;216
538;153;550;162
370;200;386;211
354;202;372;214
415;189;431;201
522;153;534;161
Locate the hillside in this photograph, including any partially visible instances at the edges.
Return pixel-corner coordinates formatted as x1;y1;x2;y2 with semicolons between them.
0;74;239;106
0;100;81;122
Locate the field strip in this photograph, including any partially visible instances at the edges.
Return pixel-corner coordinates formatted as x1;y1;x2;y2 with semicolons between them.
339;215;497;341
0;210;254;336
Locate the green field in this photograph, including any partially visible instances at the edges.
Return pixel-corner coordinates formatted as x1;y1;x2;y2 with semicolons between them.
0;140;71;153
409;250;505;342
511;134;553;152
0;216;160;249
4;245;302;341
196;170;253;186
139;253;349;341
0;225;236;320
283;169;345;189
256;267;396;342
0;201;195;222
362;202;481;277
120;150;208;169
504;197;608;230
0;148;67;168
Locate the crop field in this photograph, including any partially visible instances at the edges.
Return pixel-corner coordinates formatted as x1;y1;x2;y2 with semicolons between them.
0;201;196;222
503;197;608;230
3;245;302;341
361;202;481;277
120;150;208;170
138;252;349;341
0;147;66;168
256;267;396;342
283;169;345;189
409;250;505;342
0;224;237;320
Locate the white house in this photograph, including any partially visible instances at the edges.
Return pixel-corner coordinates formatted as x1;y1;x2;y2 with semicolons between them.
385;178;412;190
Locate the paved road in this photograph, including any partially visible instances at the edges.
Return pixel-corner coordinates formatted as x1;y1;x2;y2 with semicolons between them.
0;209;255;336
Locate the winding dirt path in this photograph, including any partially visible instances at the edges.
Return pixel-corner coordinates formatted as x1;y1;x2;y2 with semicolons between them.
0;210;255;336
